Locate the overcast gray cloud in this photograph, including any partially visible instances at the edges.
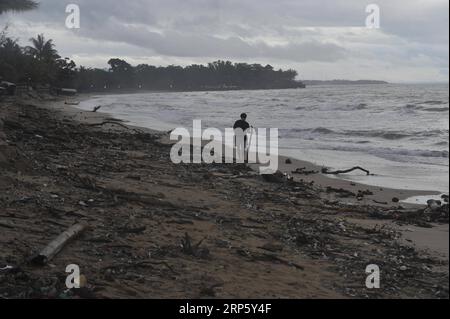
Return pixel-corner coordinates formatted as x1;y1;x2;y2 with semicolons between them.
1;0;448;82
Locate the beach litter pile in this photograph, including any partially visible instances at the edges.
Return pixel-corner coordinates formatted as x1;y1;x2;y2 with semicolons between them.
0;99;448;299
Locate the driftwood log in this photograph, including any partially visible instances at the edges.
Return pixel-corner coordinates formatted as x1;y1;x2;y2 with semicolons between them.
92;105;102;112
322;166;373;176
31;222;88;265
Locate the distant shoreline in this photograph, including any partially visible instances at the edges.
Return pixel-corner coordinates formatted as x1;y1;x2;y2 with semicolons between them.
76;80;393;95
76;85;306;95
302;80;389;86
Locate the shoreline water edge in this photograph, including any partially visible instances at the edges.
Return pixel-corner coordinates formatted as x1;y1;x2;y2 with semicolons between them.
74;91;448;205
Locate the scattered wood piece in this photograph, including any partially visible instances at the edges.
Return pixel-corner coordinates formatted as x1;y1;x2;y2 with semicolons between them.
373;200;389;205
181;233;208;258
292;167;318;175
326;186;356;198
322;166;373;176
30;222;88;266
92;105;102;112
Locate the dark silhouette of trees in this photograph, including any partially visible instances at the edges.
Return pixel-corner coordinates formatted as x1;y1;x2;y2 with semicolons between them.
0;0;38;14
88;59;303;92
1;32;77;86
1;32;304;92
25;34;63;84
26;34;60;62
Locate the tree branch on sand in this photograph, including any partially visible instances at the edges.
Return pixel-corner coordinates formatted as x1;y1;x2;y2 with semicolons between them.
322;166;373;176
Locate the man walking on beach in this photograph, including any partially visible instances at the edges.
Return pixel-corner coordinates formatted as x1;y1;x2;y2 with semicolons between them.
233;113;251;162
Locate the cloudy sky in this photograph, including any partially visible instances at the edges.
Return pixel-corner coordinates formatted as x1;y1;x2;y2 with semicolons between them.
1;0;448;82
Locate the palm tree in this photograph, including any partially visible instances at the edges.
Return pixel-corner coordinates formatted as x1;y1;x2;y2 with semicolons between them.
26;34;60;62
0;0;39;14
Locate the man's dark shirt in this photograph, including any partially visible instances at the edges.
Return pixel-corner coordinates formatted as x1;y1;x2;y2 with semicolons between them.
233;119;250;132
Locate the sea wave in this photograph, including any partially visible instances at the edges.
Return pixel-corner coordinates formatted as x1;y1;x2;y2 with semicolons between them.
312;127;335;134
422;100;447;105
423;107;449;112
281;128;444;140
351;130;411;140
321;145;449;160
334;103;368;111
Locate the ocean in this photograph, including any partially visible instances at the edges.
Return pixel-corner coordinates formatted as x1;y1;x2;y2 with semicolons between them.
78;83;449;193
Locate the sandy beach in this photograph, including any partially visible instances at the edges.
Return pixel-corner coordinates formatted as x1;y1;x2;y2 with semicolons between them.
0;95;448;299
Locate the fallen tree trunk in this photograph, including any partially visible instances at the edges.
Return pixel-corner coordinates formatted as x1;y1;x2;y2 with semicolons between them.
30;222;88;266
322;166;372;176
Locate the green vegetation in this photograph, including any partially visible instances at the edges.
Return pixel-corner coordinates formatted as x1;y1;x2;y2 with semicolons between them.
0;32;77;87
1;30;304;92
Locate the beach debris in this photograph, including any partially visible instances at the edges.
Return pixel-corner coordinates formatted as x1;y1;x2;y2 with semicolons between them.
261;171;288;183
369;200;449;225
426;199;442;211
92;105;102;112
359;190;374;196
64;101;80;106
423;200;449;222
30;222;88;265
292;167;318;175
326;186;356;198
180;233;209;258
392;197;400;203
322;166;373;176
373;200;389;205
285;158;292;164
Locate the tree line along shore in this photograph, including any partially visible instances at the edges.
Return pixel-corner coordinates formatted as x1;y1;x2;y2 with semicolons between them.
1;30;305;96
